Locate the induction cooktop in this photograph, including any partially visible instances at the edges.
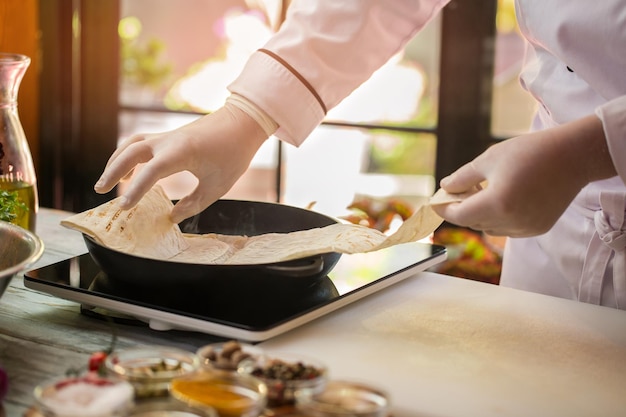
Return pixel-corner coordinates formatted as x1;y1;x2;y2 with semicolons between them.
24;243;446;342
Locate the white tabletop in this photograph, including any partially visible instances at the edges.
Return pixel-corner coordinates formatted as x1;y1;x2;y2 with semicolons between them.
260;271;626;417
3;208;626;417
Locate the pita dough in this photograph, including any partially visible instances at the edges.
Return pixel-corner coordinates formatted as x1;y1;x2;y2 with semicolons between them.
62;186;479;265
376;204;443;250
224;223;388;264
429;186;481;206
171;234;233;264
61;186;189;260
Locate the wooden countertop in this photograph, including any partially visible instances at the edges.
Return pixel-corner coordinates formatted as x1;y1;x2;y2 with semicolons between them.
0;209;229;416
1;208;626;417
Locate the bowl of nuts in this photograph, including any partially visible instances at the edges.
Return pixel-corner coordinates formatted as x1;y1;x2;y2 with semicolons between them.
238;352;328;407
196;340;263;371
105;345;200;398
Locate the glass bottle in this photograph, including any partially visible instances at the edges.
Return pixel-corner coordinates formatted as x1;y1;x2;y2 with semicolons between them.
0;53;38;232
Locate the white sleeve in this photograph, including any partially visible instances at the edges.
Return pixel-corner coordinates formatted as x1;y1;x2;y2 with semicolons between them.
228;0;449;146
596;96;626;185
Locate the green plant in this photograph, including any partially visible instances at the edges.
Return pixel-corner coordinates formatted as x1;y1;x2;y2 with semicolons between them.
0;190;27;222
121;37;173;90
119;16;173;91
366;96;437;176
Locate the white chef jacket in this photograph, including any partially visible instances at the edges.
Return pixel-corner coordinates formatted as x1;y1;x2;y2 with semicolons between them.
500;1;626;309
228;0;626;309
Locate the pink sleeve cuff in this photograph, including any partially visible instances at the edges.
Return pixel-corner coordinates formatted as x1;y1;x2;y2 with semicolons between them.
227;51;325;147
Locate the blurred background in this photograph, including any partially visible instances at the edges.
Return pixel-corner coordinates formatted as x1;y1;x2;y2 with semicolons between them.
1;0;535;283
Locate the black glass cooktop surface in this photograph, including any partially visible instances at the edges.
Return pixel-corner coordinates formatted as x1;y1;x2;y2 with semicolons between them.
24;242;446;341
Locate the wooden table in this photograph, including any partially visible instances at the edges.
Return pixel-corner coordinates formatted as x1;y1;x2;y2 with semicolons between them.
2;208;626;417
0;209;230;416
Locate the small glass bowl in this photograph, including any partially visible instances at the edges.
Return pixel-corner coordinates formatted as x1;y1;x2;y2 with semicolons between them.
238;352;328;407
196;341;263;371
105;346;200;398
170;369;267;417
128;397;218;417
294;380;390;417
33;373;134;417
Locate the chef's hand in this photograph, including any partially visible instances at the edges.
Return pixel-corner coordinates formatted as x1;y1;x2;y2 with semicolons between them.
431;114;615;237
94;103;268;223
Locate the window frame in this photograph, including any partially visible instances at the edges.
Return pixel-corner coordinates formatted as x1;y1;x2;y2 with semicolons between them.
37;0;498;212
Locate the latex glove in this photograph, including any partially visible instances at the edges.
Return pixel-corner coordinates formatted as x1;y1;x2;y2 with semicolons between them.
432;114;615;237
94;103;268;223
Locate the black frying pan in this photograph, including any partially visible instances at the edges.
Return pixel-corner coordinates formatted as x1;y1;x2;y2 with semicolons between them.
83;199;342;287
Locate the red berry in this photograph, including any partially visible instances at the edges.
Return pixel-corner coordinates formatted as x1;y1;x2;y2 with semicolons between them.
88;351;108;372
0;366;8;401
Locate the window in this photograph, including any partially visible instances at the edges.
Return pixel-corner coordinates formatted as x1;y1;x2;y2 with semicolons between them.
38;0;519;221
115;0;443;217
491;0;535;138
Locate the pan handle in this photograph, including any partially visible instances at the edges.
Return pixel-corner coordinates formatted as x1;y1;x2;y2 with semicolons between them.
263;256;324;277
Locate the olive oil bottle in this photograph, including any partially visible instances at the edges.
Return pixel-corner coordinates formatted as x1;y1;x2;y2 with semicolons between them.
0;53;38;232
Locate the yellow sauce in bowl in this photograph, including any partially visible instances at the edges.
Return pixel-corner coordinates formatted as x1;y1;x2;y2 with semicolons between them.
171;371;266;417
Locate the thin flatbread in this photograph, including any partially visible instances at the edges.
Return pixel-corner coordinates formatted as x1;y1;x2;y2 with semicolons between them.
172;234;232;264
62;186;479;265
224;223;388;264
61;186;190;260
375;203;443;250
429;186;480;206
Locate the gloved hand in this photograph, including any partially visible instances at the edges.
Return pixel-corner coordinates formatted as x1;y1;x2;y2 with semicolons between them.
431;114;614;237
94;103;269;223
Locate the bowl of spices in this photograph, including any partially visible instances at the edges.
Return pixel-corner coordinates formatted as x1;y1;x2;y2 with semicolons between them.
33;373;134;417
170;369;267;417
294;380;390;417
196;340;263;371
238;352;327;407
127;397;218;417
105;346;200;398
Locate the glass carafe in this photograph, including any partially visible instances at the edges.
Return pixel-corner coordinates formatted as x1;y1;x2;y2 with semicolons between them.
0;53;38;232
